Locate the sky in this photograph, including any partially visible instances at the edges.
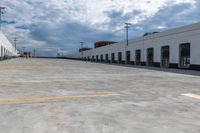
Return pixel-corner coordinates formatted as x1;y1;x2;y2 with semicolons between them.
0;0;200;57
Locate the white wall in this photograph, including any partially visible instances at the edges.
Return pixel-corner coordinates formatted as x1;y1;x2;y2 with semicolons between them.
82;22;200;66
0;32;18;59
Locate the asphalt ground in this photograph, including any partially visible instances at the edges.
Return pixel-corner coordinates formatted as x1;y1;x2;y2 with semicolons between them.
0;58;199;133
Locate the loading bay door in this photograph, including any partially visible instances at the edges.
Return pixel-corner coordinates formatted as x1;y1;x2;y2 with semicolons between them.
105;54;109;62
111;53;115;63
118;52;122;64
147;48;154;66
96;55;99;62
126;51;131;64
180;43;190;68
161;46;169;68
92;56;95;61
100;55;103;62
135;50;141;65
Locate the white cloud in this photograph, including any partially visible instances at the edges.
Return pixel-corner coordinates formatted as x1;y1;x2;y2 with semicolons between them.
1;0;197;31
0;0;198;56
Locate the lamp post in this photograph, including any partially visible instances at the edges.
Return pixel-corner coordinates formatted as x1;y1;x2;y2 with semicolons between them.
124;23;131;46
0;7;5;32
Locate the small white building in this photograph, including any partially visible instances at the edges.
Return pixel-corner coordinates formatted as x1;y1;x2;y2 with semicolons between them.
0;32;18;60
82;22;200;70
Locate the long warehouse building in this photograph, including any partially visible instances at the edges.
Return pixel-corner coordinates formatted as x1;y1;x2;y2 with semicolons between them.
0;32;18;60
81;22;200;70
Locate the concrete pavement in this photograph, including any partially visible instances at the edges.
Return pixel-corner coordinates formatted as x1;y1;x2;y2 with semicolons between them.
0;58;200;133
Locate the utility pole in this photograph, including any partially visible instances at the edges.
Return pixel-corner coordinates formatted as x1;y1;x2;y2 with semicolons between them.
0;7;5;32
80;42;84;59
124;23;131;46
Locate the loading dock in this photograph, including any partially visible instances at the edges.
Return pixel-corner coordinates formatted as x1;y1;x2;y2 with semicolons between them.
126;51;131;64
105;54;109;62
179;43;190;68
161;46;170;68
135;49;141;65
111;53;115;63
100;54;103;62
147;48;154;66
118;52;122;64
96;55;99;62
81;23;200;70
92;56;95;61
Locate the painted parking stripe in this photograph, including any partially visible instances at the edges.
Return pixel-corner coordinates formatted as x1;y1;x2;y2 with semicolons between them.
0;93;120;103
181;93;200;100
0;80;83;84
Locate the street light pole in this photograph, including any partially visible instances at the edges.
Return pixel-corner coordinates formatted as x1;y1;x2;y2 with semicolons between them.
80;42;84;59
124;23;131;46
0;7;5;32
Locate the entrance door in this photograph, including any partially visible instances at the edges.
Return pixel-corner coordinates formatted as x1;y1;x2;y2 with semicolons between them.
111;53;115;63
147;48;154;66
118;52;122;64
180;43;190;68
161;46;169;68
135;49;141;65
126;51;131;64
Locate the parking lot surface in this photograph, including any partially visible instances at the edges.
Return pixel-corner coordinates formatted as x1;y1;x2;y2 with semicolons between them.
0;58;200;133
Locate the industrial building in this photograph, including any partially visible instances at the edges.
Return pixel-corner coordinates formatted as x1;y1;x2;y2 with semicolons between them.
81;22;200;70
0;32;18;60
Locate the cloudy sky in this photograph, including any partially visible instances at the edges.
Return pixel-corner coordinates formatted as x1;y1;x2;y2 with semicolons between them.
0;0;200;56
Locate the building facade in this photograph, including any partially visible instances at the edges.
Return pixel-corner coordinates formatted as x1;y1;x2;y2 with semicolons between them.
0;32;18;60
81;22;200;70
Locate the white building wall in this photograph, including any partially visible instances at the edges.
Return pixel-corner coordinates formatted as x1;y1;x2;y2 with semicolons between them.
0;32;18;59
82;22;200;70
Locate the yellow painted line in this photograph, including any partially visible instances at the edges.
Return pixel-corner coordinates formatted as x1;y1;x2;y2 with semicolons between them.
181;93;200;100
0;80;83;84
0;93;120;103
